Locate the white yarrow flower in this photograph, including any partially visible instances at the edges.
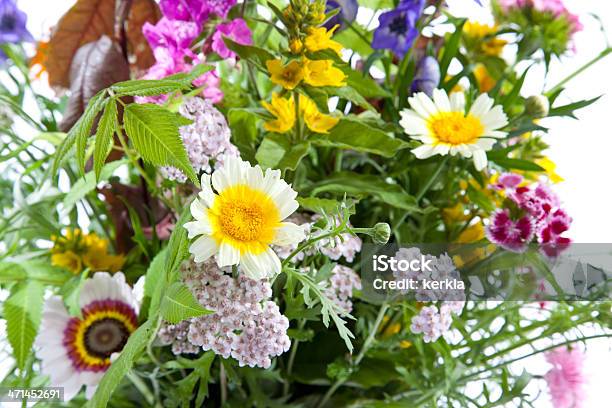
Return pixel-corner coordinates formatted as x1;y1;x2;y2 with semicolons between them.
400;89;508;171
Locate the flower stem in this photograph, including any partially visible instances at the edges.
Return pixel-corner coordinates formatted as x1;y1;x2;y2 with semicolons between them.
127;371;155;406
283;319;306;397
415;156;449;202
316;303;390;408
546;47;612;96
220;362;228;405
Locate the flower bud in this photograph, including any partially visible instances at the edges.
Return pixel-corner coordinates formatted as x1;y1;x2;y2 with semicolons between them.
371;223;391;245
289;38;303;54
525;95;550;118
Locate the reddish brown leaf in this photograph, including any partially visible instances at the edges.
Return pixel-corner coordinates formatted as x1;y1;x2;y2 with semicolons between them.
47;0;116;88
126;0;161;73
60;35;130;132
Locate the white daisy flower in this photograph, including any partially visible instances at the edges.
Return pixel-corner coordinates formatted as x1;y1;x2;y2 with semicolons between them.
184;155;306;280
400;89;508;171
35;272;140;401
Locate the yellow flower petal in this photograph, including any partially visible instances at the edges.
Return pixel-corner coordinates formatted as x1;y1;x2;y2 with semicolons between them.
266;59;304;90
303;58;346;88
299;94;339;134
304;25;343;56
262;92;296;133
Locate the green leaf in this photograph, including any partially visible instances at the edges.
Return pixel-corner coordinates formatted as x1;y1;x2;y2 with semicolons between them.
323;86;376;111
256;134;310;171
309;172;420;212
123;103;198;184
502;67;530;113
164;205;192;285
160;282;213;324
88;319;154;407
52;91;107;176
298;197;342;214
228;108;259;164
0;261;72;285
62;159;127;216
4;281;44;369
489;156;545;172
93;98;118;181
439;19;467;79
111;79;188;96
140;249;168;321
548;96;601;119
345;69;391;99
223;38;274;71
311;116;408;157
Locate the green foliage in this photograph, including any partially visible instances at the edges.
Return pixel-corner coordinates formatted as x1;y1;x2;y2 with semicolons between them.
123;103;198;184
4;280;45;369
160;282;213;324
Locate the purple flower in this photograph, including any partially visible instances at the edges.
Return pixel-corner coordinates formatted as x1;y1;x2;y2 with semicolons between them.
211;18;252;59
160;0;237;27
372;0;425;58
0;0;33;62
142;17;199;56
324;0;358;31
411;56;440;96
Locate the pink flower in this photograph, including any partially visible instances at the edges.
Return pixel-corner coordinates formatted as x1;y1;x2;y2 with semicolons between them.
142;17;199;56
160;0;237;26
486;210;535;252
211;18;253;59
544;347;586;408
498;0;582;33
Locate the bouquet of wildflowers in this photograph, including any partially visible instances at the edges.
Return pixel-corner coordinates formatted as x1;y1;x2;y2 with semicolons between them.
1;0;611;406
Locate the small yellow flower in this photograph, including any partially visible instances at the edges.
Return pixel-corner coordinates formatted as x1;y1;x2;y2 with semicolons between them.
457;222;486;243
474;64;496;93
262;93;296;133
303;58;346;87
266;59;304;90
51;228;124;274
289;38;304;54
304;25;343;56
399;340;412;349
463;21;507;57
300;94;339;134
536;157;564;183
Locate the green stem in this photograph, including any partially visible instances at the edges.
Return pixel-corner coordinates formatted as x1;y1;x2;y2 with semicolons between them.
415;156;449;202
546;47;612;96
283;319;306;397
316;303;390;408
127;371;155;405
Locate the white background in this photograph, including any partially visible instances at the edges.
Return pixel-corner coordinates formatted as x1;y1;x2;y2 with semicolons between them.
1;0;610;407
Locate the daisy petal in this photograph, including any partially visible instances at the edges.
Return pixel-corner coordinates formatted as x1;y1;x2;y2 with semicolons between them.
190;236;218;263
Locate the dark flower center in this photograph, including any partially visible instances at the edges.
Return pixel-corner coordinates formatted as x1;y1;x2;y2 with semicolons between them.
389;14;407;35
0;14;17;31
84;317;131;359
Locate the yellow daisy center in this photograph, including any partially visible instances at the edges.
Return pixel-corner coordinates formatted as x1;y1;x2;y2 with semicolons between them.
428;111;484;145
209;185;280;254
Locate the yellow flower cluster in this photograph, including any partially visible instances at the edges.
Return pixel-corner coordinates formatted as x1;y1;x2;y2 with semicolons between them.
463;21;507;57
51;228;124;274
262;93;339;134
262;24;346;135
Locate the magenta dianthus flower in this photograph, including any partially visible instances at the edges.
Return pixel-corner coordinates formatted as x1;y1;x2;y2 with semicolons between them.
544;347;586;408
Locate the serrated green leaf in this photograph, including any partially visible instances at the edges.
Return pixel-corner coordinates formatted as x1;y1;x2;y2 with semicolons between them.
93;98;118;181
161;282;213;324
5;281;44;369
0;261;72;285
87;319;154;407
52;92;107;176
547;96;601;119
111;79;188;96
62;159;127;216
123;103;198;184
311;116;408;157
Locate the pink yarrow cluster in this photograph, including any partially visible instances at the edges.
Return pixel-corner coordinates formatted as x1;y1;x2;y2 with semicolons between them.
485;173;572;256
410;302;464;343
158;258;291;368
323;265;362;313
140;0;252;104
498;0;582;32
161;97;238;182
544;347;586;408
